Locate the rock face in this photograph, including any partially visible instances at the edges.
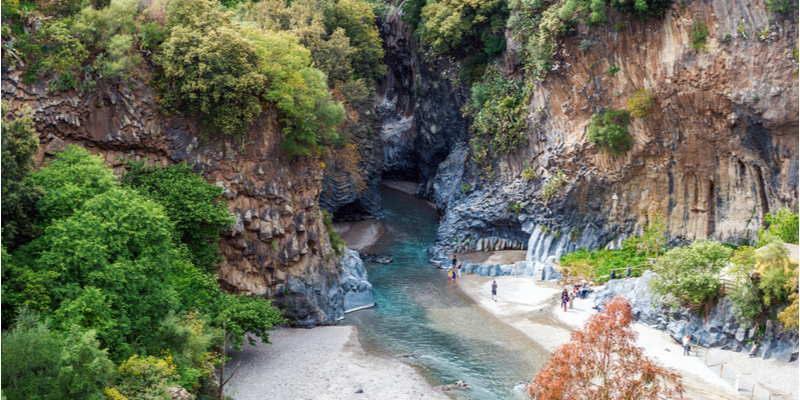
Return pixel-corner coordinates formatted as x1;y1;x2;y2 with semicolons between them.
1;67;346;327
376;8;471;198
459;260;562;281
339;249;376;313
428;0;798;262
591;271;799;362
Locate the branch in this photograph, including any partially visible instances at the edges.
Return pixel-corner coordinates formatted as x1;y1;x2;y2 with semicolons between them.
221;361;241;387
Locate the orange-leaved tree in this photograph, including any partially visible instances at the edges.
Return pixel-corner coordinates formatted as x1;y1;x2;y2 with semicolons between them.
528;296;688;400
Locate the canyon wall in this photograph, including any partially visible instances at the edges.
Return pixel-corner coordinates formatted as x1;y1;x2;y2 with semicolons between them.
430;0;799;260
1;66;348;327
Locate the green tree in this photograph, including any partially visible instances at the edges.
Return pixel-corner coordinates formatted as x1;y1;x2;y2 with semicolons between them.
1;102;44;250
421;0;507;54
38;187;186;355
122;161;232;273
214;293;287;350
650;240;732;311
27;145;117;226
586;107;633;156
463;67;529;156
156;1;268;139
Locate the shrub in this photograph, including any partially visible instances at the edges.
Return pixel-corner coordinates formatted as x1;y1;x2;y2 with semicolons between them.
559;248;645;281
542;169;566;201
420;0;508;54
1;102;44;250
606;64;620;76
521;161;537;180
585;107;633;155
116;354;175;399
626;88;656;117
765;0;797;13
528;297;687;399
690;19;709;52
609;0;671;20
650;240;733;311
1;310;115;400
579;39;592;51
759;209;799;245
464;67;529;156
322;209;345;255
621;209;667;257
461;183;472;193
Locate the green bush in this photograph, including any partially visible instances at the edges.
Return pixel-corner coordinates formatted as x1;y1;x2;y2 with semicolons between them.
609;0;671;20
690;19;709;52
1;102;43;250
461;182;472;193
650;240;733;311
765;0;797;13
420;0;508;54
122;160;233;273
521;160;537;180
585;107;633;155
2;310;115;400
759;209;799;245
626;88;656;117
322;209;346;255
579;39;593;51
464;67;529;156
559;248;645;281
542;169;566;201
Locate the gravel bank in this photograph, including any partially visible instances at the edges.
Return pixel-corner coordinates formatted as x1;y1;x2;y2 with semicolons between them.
225;326;449;400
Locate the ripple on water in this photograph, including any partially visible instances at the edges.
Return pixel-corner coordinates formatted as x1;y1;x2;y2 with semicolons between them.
340;186;547;400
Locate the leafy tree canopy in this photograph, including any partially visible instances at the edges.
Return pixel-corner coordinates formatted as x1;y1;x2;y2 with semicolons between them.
528;296;687;399
650;239;732;311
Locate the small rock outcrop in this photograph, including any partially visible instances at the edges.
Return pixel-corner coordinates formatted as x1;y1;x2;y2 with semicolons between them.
339;249;376;313
457;259;562;281
433;381;469;391
591;271;799;362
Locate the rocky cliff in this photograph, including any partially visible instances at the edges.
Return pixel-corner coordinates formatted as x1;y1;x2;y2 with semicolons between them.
428;0;799;261
1;67;349;327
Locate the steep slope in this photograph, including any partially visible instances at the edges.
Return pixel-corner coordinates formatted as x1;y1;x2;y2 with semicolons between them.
1;67;346;327
431;0;799;260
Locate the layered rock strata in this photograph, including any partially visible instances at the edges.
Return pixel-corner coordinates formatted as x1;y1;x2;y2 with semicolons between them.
591;271;799;362
1;68;347;327
429;0;798;262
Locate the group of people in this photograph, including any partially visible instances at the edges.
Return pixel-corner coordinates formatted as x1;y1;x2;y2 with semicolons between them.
560;282;592;311
610;265;633;280
447;254;462;287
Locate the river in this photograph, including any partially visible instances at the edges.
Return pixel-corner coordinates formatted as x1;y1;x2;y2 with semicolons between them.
340;185;548;400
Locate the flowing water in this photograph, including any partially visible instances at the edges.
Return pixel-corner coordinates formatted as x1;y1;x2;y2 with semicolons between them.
340;186;548;400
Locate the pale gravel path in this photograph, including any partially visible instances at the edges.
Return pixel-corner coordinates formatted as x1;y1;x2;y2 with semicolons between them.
224;326;449;400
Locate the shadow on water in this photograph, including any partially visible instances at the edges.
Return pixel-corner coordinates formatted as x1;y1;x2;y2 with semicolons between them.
340;186;548;400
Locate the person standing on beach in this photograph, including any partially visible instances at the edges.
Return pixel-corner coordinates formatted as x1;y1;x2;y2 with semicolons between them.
450;254;457;269
626;265;632;279
491;281;497;301
451;267;458;287
561;289;569;312
456;261;462;278
682;335;692;356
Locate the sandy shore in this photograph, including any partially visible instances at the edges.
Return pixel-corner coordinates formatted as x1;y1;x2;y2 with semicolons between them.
225;327;449;400
333;220;385;253
457;275;799;400
455;250;528;265
381;180;419;195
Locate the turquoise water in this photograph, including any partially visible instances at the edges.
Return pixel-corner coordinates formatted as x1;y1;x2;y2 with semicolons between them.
340;186;547;400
